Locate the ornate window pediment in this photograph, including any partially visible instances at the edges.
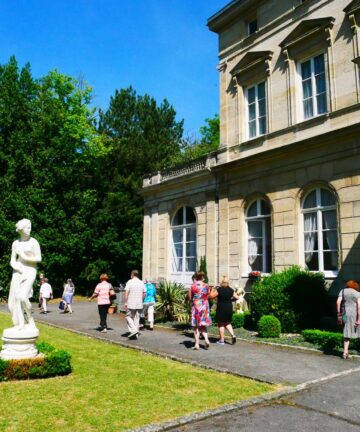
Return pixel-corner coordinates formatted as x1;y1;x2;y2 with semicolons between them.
279;17;335;54
230;51;273;86
344;0;360;35
344;0;360;16
344;2;360;67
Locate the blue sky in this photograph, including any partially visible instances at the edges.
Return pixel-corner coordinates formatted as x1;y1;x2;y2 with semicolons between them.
0;1;228;137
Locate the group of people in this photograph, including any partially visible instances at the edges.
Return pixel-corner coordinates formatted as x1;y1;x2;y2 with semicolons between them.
189;271;239;350
38;276;75;314
89;270;156;337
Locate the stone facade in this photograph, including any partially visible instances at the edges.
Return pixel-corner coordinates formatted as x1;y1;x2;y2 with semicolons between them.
141;0;360;295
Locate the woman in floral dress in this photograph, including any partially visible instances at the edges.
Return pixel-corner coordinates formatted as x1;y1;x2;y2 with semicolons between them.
188;271;212;350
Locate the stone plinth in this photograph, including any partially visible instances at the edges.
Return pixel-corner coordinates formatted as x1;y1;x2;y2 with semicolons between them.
0;325;39;360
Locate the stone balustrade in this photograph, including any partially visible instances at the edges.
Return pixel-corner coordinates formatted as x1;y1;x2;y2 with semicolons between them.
142;152;218;187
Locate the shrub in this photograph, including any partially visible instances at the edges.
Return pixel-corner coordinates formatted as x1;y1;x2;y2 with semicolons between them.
210;310;251;329
250;266;327;333
0;342;71;381
155;280;188;322
199;256;209;284
232;311;251;329
302;329;360;351
258;315;281;338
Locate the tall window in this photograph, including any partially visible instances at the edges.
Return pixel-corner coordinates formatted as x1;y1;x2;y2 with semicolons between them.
171;207;196;283
300;54;327;119
302;188;338;274
246;82;266;139
246;199;272;273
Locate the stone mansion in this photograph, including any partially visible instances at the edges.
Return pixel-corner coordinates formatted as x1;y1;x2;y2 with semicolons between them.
141;0;360;296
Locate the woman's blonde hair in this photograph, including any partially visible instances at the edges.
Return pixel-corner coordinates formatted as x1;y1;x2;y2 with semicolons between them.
100;273;109;281
220;276;230;287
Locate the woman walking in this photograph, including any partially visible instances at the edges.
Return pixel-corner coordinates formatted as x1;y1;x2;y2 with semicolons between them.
89;273;113;333
141;277;156;330
188;271;212;350
210;276;239;345
336;280;360;359
62;278;75;314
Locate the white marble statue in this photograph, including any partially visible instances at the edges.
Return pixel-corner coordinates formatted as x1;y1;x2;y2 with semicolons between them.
0;219;42;360
8;219;41;331
235;287;248;314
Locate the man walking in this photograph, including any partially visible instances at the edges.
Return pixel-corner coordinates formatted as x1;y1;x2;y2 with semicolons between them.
124;270;146;339
40;278;53;314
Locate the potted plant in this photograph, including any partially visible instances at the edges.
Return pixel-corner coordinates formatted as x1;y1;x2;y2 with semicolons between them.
108;304;117;314
248;271;261;282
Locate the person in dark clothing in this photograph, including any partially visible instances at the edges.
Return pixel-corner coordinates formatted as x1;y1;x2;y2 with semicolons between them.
210;276;240;345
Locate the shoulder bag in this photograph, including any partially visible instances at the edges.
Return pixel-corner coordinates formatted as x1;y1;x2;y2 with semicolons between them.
340;289;346;325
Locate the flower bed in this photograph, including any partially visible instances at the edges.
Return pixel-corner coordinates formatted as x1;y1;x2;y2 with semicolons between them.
0;341;71;381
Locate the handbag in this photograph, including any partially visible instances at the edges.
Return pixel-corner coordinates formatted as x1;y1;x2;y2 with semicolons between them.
109;287;116;302
59;300;65;310
340;289;346;325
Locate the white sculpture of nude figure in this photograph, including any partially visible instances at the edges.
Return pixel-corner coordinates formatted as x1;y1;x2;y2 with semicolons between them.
8;219;41;331
235;287;248;314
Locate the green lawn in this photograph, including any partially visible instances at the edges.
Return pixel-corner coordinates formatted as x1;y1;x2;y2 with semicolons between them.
0;314;275;431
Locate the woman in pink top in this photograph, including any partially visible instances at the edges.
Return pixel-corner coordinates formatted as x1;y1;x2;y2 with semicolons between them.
89;273;112;333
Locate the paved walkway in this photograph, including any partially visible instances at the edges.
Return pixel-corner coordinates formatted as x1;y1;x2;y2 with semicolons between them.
2;301;360;430
25;301;358;385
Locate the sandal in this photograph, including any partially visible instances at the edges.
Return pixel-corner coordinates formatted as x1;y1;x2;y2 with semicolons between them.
342;352;349;359
204;342;210;350
192;346;200;350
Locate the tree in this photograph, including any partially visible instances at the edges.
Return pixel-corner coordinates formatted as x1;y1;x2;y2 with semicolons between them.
0;57;105;294
93;87;184;282
199;114;220;150
170;114;220;165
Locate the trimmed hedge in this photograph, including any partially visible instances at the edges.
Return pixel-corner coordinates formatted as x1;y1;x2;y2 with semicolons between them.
258;315;281;338
302;329;360;351
250;266;327;333
210;310;251;329
0;341;71;381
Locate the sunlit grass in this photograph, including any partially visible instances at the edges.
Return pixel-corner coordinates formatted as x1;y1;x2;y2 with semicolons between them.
0;313;276;431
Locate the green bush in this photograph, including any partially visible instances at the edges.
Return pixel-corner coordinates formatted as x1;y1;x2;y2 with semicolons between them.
250;266;327;333
302;329;360;351
210;310;251;329
258;315;281;338
231;312;251;329
0;342;71;381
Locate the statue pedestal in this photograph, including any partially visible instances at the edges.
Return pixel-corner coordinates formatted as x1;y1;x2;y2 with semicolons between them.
0;325;39;360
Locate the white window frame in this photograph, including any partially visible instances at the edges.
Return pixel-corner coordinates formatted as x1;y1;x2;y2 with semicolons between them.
297;53;328;121
170;207;196;286
245;81;267;139
301;188;338;278
245;199;271;274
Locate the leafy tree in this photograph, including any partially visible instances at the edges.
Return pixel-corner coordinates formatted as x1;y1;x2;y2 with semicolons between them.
0;57;105;294
92;87;184;282
171;114;219;165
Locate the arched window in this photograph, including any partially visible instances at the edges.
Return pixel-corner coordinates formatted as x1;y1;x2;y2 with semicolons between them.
302;188;338;274
171;207;196;284
246;199;272;273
